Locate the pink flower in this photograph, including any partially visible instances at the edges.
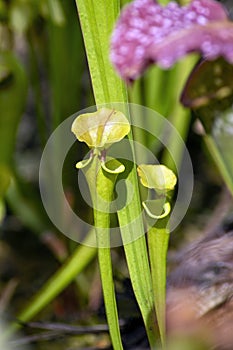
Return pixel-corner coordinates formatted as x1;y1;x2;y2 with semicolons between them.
110;0;233;81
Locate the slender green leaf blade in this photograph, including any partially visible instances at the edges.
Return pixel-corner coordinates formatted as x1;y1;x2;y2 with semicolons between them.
75;0;127;105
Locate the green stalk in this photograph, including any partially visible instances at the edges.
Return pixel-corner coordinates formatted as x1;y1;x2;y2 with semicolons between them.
84;156;124;349
147;219;169;348
204;134;233;196
144;67;167;114
162;56;198;170
117;174;157;349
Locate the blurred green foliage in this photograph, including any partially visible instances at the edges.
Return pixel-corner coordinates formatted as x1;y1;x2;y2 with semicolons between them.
0;0;92;231
0;0;96;332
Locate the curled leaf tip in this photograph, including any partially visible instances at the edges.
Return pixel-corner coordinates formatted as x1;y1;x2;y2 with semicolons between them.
137;164;177;192
100;157;125;174
143;201;171;219
75;157;93;169
101;161;125;174
71;108;130;149
110;0;232;81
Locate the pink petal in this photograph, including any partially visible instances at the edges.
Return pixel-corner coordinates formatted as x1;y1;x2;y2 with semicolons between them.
152;22;233;69
110;0;229;81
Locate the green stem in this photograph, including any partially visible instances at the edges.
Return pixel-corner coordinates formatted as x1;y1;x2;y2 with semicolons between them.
204;134;233;196
117;170;157;349
128;78;143;105
147;220;169;348
162;56;198;170
144;67;167;114
84;156;124;350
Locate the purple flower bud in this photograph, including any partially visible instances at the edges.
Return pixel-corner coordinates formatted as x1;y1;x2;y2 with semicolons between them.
110;0;231;81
